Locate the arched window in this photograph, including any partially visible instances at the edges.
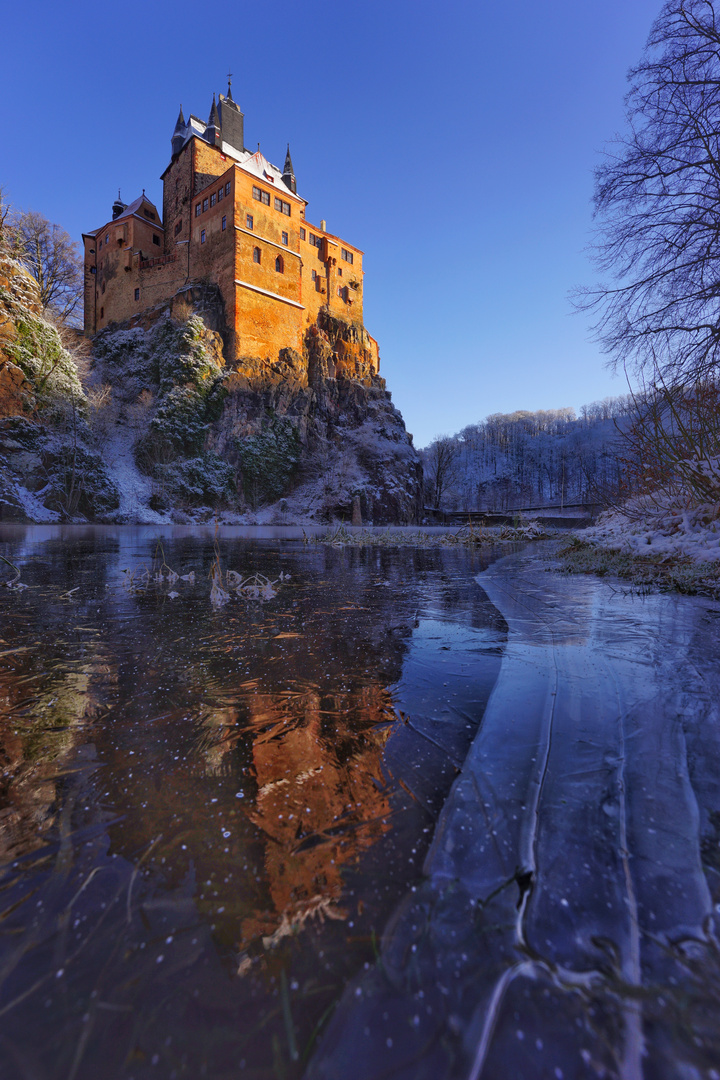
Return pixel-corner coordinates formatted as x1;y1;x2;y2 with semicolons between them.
253;246;261;264
275;255;284;273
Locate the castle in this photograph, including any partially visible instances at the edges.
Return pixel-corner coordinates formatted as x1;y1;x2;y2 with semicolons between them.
82;82;378;376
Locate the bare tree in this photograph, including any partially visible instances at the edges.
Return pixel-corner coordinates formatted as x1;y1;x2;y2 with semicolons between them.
7;208;83;326
578;1;720;385
423;436;460;509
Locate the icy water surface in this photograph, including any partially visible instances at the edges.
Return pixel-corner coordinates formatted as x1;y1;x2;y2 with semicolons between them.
311;548;720;1080
0;525;505;1080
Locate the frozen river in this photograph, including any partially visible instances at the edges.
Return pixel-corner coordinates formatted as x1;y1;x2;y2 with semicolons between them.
311;547;720;1080
0;529;719;1079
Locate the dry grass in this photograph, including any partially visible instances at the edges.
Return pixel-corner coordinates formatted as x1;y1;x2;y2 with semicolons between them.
558;536;720;597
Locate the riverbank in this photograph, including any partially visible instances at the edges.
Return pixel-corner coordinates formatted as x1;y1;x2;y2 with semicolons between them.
558;498;720;598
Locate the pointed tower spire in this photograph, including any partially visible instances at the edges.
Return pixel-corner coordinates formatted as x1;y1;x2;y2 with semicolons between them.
282;144;297;195
171;105;187;157
208;93;220;128
226;70;234;101
206;93;221;147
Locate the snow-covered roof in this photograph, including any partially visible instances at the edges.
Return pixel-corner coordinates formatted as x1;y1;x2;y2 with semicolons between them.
234;149;303;202
113;194;160;224
174;116;303;201
88;195;162;238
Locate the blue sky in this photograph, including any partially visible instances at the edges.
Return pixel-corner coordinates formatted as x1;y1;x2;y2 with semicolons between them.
1;0;662;447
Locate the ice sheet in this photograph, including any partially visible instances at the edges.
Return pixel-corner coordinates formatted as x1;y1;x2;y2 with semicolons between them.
307;546;720;1079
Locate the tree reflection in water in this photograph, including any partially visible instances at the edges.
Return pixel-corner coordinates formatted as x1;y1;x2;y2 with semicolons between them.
0;526;504;1080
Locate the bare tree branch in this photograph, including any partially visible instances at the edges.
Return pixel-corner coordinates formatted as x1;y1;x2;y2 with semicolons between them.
575;0;720;384
5;207;83;327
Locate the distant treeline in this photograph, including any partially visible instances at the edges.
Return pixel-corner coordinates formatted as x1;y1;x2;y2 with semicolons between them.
420;397;634;511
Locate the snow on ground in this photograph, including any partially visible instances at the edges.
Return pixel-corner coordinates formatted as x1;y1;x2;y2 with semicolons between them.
10;481;59;523
100;422;169;525
585;494;720;563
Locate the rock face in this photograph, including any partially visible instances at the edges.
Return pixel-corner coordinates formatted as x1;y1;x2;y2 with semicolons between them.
1;267;422;524
88;287;422;524
0;249;119;523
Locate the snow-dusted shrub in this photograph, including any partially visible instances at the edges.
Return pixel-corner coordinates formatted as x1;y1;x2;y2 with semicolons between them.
151;315;218;391
42;445;120;518
93;327;149;369
237;419;300;506
4;308;85;412
160;452;235;507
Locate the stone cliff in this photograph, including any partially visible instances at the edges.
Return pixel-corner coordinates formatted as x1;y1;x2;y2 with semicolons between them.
1;269;422;525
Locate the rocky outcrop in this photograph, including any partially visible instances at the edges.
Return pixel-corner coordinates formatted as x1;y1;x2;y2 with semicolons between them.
87;287;421;524
0;250;119;523
1;267;421;524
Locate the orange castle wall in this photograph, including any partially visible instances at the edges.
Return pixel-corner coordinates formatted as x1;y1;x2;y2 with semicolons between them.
85;133;376;375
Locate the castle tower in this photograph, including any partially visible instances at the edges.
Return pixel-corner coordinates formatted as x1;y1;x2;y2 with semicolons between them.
218;78;244;155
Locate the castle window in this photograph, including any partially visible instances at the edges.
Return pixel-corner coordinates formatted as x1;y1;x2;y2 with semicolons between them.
341;248;354;264
152;234;160;246
252;186;270;206
338;267;342;276
309;233;321;247
175;220;183;235
134;288;140;301
311;269;317;281
274;197;291;215
202;198;208;212
210;193;216;207
144;209;156;220
218;187;223;202
282;231;288;246
246;214;253;230
275;255;284;273
225;182;231;196
100;307;104;318
253;246;261;263
221;215;226;231
195;204;201;217
300;227;306;241
105;235;109;244
201;229;206;243
338;286;343;297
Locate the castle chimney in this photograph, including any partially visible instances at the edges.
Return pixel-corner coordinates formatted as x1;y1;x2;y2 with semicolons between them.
320;219;326;232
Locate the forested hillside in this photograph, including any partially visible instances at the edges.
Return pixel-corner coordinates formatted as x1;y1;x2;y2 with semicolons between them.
420;398;633;512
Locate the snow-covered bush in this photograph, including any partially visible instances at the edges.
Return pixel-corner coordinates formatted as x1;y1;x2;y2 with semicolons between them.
237;419;300;506
159;452;235;507
42;445;120;518
3;307;85;413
